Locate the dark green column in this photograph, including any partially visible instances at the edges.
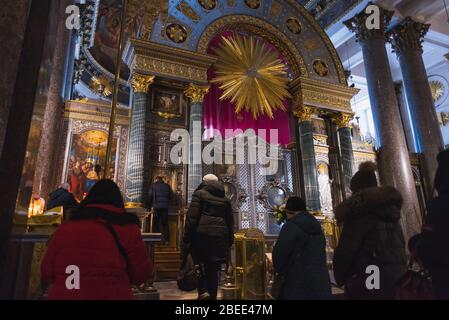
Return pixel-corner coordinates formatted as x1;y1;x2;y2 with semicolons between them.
297;107;320;211
335;113;355;198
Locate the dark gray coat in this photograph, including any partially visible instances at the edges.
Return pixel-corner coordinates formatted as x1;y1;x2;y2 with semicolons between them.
273;212;332;300
416;150;449;299
333;186;407;299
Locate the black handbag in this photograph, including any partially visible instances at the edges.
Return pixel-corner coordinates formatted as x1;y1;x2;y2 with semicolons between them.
177;253;197;292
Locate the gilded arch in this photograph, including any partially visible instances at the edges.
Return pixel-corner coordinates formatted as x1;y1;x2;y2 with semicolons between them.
197;15;307;79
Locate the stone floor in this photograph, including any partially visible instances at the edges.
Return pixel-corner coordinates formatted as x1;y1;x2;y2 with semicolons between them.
153;280;343;300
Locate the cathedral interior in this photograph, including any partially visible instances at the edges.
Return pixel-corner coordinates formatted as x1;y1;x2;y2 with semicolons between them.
0;0;448;300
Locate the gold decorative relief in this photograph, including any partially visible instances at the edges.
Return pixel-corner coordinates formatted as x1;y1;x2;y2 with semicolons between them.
127;0;169;39
294;106;315;122
305;39;319;51
199;0;217;10
130;73;155;93
227;0;236;7
90;76;112;97
430;80;444;103
177;1;200;23
300;77;359;112
245;0;261;9
157;112;182;119
313;59;329;77
125;39;216;83
184;83;210;103
286;18;302;35
333;112;354;128
197;15;308;78
166;24;188;43
270;1;281;17
211;36;291;119
440;112;449;126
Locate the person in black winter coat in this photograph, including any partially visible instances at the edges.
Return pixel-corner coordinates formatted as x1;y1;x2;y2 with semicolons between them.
272;197;332;300
148;177;173;244
333;162;407;300
182;174;234;300
416;149;449;299
47;183;78;214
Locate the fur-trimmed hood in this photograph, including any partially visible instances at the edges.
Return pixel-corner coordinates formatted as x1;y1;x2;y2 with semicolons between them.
335;186;403;225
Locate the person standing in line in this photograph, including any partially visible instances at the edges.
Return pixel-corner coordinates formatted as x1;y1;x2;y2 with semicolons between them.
41;179;153;299
333;162;407;300
272;196;332;300
182;174;234;300
148;176;173;245
47;182;78;213
416;149;449;299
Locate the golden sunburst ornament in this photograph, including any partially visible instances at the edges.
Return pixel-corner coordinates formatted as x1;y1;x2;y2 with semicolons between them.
90;76;112;97
211;36;291;119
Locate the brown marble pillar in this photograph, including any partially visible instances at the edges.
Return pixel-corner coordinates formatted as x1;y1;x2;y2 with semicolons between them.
0;1;31;155
344;5;422;240
390;18;445;199
32;0;73;199
0;0;52;297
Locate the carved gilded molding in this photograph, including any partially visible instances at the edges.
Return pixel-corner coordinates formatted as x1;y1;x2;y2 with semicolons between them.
184;83;210;103
332;112;355;128
300;77;359;112
130;73;155;93
123;38;217;84
313;134;329;146
294;106;316;122
64;100;131;126
127;0;168;40
197;15;307;78
389;17;430;55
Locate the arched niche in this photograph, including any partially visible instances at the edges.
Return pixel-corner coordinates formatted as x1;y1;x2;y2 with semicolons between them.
150;0;347;85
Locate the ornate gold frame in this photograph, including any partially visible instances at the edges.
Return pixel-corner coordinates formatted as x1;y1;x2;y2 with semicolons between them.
123;38;217;84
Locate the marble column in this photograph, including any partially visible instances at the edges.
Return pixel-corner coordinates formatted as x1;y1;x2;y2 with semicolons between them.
395;82;417;153
344;5;422;240
334;113;356;198
0;0;31;155
390;18;445;198
296;107;321;211
0;0;52;297
33;0;73;198
125;73;155;207
184;84;210;202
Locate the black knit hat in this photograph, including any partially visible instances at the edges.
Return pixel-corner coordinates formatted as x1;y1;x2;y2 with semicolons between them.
285;196;307;212
350;161;378;193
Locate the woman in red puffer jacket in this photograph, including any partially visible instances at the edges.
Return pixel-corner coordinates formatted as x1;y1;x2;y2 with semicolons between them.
41;179;153;300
